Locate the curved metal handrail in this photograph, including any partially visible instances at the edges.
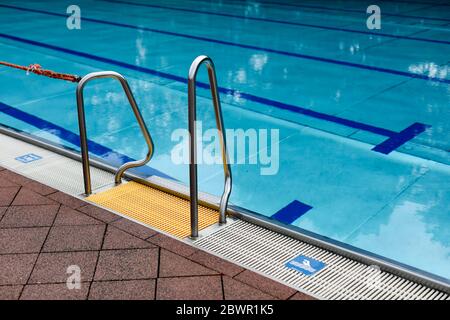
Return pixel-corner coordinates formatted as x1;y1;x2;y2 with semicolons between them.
188;55;232;238
76;71;154;195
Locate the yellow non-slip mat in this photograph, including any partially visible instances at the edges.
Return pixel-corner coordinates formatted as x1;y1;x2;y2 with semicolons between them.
87;181;219;238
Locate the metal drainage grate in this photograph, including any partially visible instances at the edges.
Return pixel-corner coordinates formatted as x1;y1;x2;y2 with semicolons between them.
0;133;114;196
17;156;114;196
194;220;449;300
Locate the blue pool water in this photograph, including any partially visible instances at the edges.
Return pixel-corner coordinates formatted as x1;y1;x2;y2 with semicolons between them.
0;0;449;282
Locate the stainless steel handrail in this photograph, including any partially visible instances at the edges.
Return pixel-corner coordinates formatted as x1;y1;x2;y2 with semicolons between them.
76;71;154;195
188;55;232;238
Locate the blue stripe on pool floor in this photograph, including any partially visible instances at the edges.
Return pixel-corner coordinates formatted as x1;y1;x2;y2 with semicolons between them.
0;33;431;154
1;4;450;83
100;0;450;45
0;101;173;179
372;122;431;154
270;200;312;224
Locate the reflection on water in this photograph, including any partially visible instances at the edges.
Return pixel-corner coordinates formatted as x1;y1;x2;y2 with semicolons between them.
346;167;450;280
408;62;448;80
249;53;268;72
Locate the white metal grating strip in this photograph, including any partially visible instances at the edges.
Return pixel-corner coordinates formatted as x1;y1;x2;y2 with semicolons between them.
0;133;114;195
194;220;449;300
18;157;114;195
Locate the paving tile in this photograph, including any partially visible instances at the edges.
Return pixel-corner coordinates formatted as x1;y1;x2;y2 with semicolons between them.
0;285;23;300
0;204;59;228
102;226;155;250
0;254;38;285
234;270;296;300
23;180;57;196
157;276;223;300
223;276;276;300
147;233;197;257
0;177;19;188
0;186;20;206
94;248;159;281
11;188;56;206
159;249;218;278
78;204;120;223
54;205;103;226
29;251;98;284
47;192;85;209
189;250;245;277
0;227;49;254
111;218;158;239
20;283;89;300
289;292;317;300
0;206;6;220
43;225;105;252
0;170;32;186
89;280;156;300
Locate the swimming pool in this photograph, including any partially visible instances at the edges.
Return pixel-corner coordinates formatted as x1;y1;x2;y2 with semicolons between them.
0;0;449;284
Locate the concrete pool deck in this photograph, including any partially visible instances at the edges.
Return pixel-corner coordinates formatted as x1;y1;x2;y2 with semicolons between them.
0;166;313;300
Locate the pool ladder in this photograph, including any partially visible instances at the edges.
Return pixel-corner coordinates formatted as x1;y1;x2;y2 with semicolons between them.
76;55;232;238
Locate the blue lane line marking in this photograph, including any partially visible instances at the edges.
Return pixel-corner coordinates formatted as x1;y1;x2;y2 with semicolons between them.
1;4;450;83
0;102;173;180
100;0;450;45
207;0;450;22
0;33;431;153
372;122;431;154
270;200;312;224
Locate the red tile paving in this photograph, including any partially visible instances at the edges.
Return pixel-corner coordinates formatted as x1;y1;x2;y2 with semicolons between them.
0;227;49;254
23;180;58;196
42;224;105;252
157;276;223;300
159;249;218;278
111;217;158;239
188;250;245;277
0;186;20;206
0;177;19;188
53;205;103;226
0;207;6;220
147;233;198;257
102;226;155;250
89;280;156;300
78;204;121;223
0;168;314;300
234;270;297;300
12;188;57;206
47;192;85;209
20;283;90;300
29;251;98;284
222;276;276;300
0;254;38;285
94;248;159;281
0;285;23;300
0;170;31;186
0;204;59;228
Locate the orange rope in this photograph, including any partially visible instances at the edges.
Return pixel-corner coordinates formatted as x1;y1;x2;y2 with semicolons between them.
0;61;81;83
